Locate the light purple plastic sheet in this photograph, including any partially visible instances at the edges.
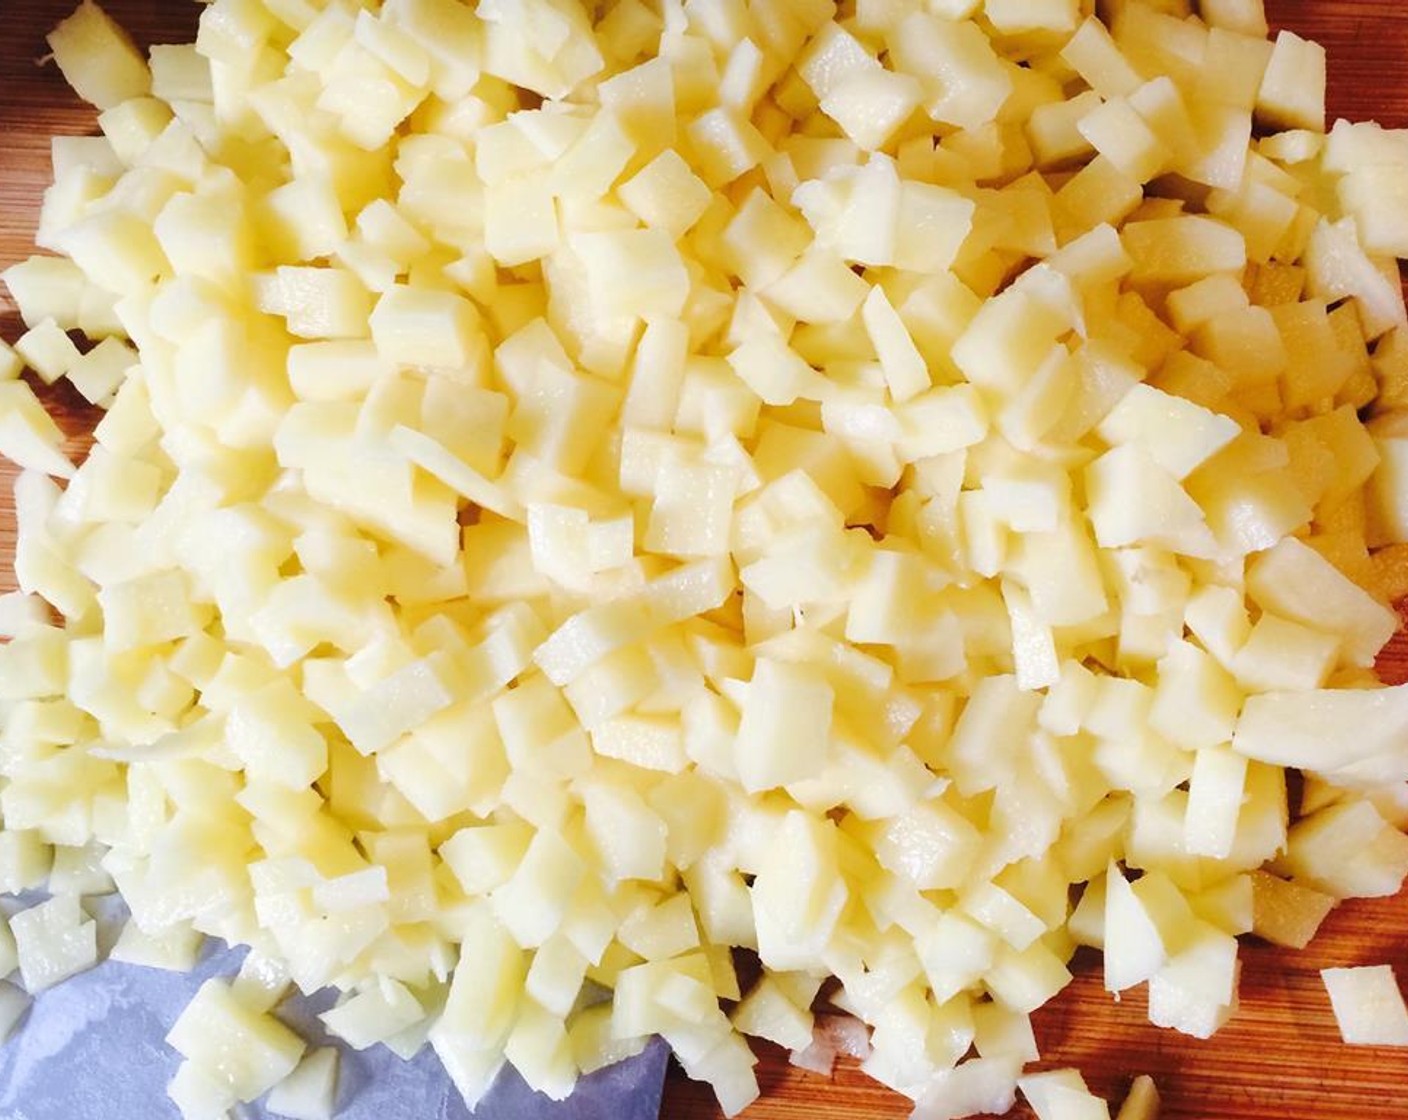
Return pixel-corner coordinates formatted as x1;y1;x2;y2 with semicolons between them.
0;925;670;1120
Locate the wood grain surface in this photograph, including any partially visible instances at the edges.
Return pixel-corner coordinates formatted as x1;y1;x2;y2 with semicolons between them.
2;2;1408;1118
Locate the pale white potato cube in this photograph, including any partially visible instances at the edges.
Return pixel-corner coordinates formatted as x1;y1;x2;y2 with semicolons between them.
489;828;585;948
524;934;588;1019
167;1059;236;1120
1257;30;1326;133
1104;865;1176;993
581;778;668;882
731;975;813;1051
11;895;98;993
1246;536;1397;668
48;0;151;110
96;569;209;653
972;1002;1038;1063
751;811;847;972
1323;966;1408;1046
48;842;115;896
862;285;929;403
821;69;923;152
255;266;374;340
321;977;425;1049
2;255;87;331
1283;799;1408;899
985;0;1078;35
618;149;713;238
889;13;1012;131
0;830;53;894
1020;1069;1111;1120
1146;922;1239;1039
911;1056;1022;1120
109;919;204;972
1183;747;1249;860
484;173;559;268
266;1048;339;1120
0;381;77;478
734;658;834;792
571;227;690;320
1096;384;1238;481
261;177;349;265
984;941;1072;1015
1123;216;1247;285
1078;96;1169;184
1061;17;1142;98
1085;445;1215;556
369;284;485;371
15;318;81;385
167;979;306;1101
66;335;135;405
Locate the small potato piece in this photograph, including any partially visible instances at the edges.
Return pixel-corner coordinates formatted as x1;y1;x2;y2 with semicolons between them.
47;0;151;110
1322;966;1408;1046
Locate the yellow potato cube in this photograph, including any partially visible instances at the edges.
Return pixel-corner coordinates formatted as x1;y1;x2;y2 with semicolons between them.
889;13;1012;131
370;283;486;371
2;255;87;331
618;150;712;239
1078;95;1170;184
821;69;923;152
98;97;173;166
265;1048;339;1120
484;173;559;267
167;978;305;1101
571;227;690;320
255;266;373;340
48;0;151;110
734;658;834;792
15;318;82;385
1061;17;1142;98
0;382;76;480
11;895;98;993
1257;30;1326;133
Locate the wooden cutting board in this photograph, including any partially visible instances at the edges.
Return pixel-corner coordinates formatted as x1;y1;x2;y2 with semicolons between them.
2;2;1407;1118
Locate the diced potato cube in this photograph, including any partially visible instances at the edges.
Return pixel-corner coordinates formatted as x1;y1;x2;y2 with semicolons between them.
889;13;1012;131
256;266;373;340
581;779;668;882
167;978;305;1101
1123;216;1246;286
1322;966;1408;1046
1078;96;1170;183
571;227;690;320
48;0;151;110
110;919;204;971
265;1048;339;1120
321;978;425;1049
15;318;81;385
1062;18;1142;98
1249;871;1336;950
734;658;834;792
0;381;77;478
1257;30;1326;133
369;283;486;371
11;895;98;993
619;149;713;238
821;68;923;152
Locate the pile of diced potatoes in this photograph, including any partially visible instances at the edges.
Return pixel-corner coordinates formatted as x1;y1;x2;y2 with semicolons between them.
5;0;1408;1116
